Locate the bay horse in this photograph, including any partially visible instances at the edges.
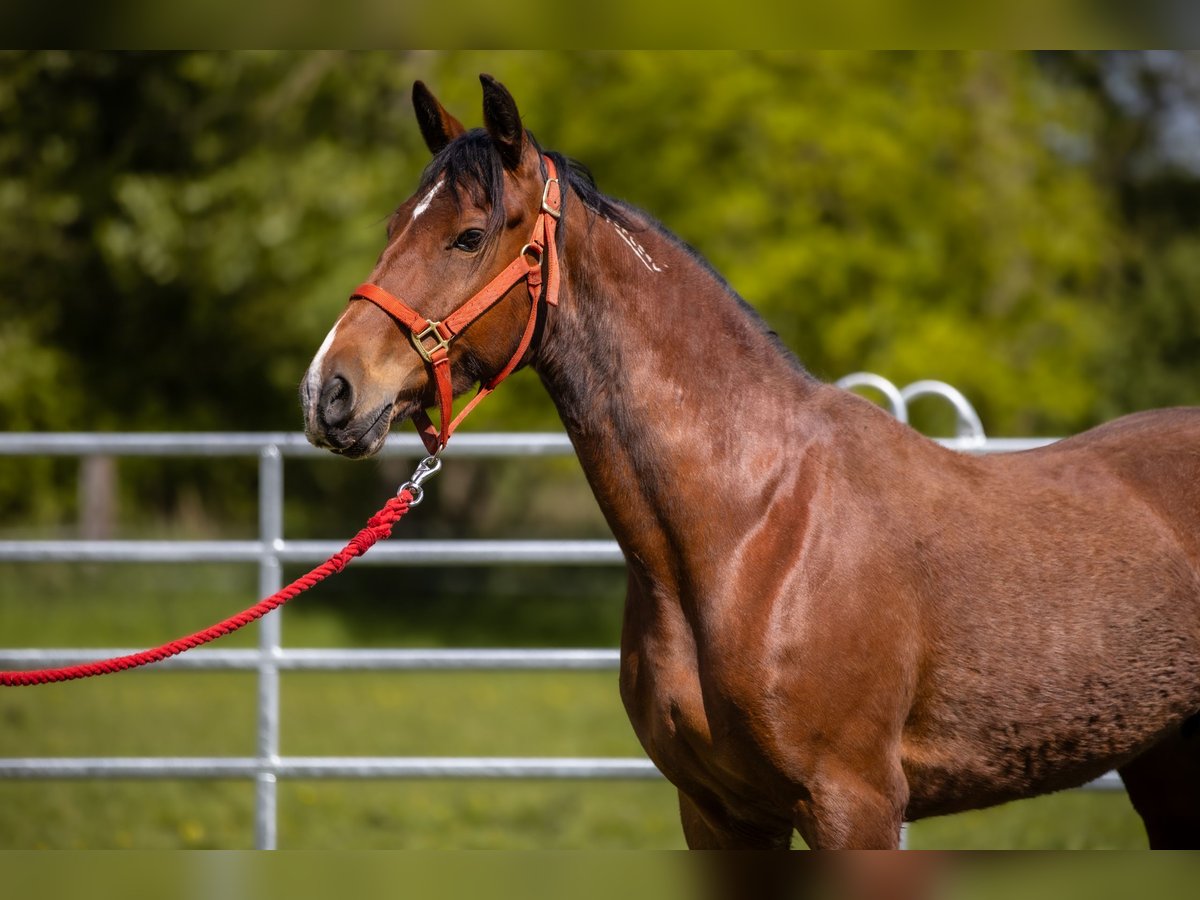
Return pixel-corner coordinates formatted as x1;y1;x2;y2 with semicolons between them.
302;75;1200;849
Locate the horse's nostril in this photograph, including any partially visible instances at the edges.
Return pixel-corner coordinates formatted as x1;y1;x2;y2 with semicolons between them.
318;375;354;430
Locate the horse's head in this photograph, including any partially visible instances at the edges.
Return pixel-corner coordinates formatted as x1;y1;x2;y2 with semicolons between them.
302;74;558;458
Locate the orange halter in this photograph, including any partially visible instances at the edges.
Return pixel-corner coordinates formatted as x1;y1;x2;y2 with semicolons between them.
350;156;561;455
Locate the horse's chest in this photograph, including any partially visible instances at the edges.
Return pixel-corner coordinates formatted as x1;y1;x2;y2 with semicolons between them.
620;645;708;755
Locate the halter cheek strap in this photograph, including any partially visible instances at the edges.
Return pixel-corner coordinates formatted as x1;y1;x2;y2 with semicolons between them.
350;156;562;455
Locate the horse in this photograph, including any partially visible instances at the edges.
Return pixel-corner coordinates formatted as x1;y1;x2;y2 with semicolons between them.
301;74;1200;849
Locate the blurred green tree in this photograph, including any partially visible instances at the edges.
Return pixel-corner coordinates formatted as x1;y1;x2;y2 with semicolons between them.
454;51;1115;436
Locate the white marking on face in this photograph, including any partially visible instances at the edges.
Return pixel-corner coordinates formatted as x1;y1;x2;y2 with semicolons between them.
412;179;444;220
604;216;666;273
305;319;341;410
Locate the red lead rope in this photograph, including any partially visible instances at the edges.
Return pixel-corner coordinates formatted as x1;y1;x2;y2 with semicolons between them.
0;491;415;686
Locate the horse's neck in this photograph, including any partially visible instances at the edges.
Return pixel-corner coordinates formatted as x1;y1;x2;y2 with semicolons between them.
535;204;819;600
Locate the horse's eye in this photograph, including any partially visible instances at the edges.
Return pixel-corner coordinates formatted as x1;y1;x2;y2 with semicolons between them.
453;229;485;252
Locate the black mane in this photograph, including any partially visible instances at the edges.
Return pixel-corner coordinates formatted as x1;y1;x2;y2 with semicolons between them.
416;129;633;255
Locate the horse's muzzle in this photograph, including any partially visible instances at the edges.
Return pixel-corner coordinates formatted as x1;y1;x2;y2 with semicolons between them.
304;372;394;459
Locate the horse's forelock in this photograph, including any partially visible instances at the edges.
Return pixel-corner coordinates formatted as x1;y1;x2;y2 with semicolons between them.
411;130;637;255
413;130;507;254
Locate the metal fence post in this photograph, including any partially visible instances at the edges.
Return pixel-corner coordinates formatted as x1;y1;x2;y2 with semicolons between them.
256;444;284;849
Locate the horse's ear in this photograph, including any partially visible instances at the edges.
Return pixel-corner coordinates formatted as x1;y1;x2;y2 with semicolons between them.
412;81;465;155
480;74;524;171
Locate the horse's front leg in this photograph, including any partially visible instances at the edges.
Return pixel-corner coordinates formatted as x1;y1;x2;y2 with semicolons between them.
678;790;793;849
793;764;908;849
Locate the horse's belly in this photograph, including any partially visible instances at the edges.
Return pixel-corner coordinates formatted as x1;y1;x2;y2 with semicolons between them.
900;679;1200;819
900;733;1120;819
902;533;1200;818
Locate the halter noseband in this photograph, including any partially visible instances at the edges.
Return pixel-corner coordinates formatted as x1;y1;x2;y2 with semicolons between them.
350;156;562;455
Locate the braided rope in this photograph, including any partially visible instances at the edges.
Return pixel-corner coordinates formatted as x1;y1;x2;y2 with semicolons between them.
0;491;414;686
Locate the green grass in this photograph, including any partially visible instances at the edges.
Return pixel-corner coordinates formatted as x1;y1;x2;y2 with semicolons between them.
907;792;1144;850
0;562;1150;849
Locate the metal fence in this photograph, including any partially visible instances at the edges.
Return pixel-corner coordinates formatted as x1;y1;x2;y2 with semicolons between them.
0;379;1123;849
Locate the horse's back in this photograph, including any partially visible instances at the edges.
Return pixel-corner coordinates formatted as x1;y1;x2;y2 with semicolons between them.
1015;406;1200;560
1041;405;1200;459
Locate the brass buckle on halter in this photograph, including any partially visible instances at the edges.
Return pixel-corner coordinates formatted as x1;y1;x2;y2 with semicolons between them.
541;177;561;219
411;320;451;364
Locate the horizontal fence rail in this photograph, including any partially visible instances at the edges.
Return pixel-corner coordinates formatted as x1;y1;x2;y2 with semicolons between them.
0;647;623;671
0;757;667;780
0;539;624;565
0;407;1119;848
0;756;1128;789
0;430;1059;458
0;431;578;458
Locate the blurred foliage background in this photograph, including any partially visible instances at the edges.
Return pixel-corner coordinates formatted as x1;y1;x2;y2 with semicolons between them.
3;50;1200;525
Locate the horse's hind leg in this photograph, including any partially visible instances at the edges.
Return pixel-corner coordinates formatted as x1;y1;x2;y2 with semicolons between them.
1118;718;1200;849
